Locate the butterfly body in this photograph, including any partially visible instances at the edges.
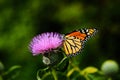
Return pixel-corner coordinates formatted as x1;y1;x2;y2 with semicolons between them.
63;28;97;56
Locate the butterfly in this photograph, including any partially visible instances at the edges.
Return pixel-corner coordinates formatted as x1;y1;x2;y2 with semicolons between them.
63;28;97;56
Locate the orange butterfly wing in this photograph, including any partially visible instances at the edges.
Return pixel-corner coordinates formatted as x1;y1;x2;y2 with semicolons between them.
63;36;82;56
63;28;97;56
67;32;87;41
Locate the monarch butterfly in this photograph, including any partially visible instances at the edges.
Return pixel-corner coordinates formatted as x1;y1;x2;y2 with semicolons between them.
63;28;97;56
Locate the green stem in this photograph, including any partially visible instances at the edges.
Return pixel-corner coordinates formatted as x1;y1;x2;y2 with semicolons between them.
58;57;67;66
37;69;42;80
51;69;58;80
37;67;49;80
42;72;51;80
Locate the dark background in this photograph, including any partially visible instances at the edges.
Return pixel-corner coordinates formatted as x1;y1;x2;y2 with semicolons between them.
0;0;120;80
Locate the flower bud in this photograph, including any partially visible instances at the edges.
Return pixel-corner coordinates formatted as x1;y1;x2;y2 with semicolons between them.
42;51;63;66
101;60;119;76
43;56;51;65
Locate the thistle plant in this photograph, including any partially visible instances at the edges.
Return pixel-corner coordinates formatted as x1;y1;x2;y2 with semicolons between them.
29;32;119;80
29;32;67;80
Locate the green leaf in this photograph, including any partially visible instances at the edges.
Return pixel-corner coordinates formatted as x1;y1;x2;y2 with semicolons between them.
81;66;98;75
3;65;21;80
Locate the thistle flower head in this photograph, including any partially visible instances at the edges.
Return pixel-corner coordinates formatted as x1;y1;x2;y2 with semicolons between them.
29;32;63;56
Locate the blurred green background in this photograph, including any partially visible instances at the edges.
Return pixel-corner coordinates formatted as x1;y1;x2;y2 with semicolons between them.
0;0;120;80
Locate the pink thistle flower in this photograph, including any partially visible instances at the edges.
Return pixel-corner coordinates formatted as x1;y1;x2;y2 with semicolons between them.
29;32;63;56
